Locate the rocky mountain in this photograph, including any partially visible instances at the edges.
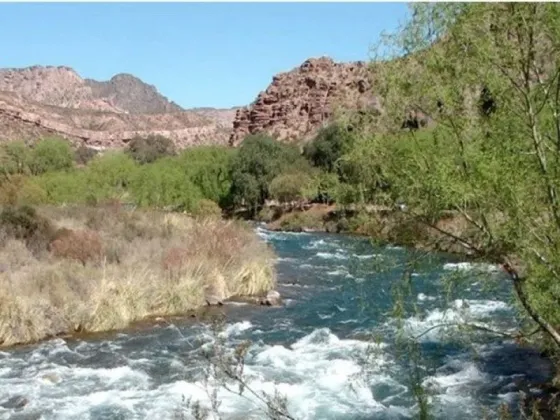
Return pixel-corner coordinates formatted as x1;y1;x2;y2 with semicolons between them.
0;58;380;150
0;65;237;148
84;73;184;114
229;57;379;146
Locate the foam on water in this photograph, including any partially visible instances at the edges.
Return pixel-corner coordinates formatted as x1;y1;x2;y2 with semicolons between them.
443;262;501;273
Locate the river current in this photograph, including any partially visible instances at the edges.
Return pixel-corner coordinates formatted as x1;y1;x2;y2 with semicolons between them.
0;227;554;419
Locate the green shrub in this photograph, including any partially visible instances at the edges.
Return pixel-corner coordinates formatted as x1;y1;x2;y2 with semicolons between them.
269;172;313;203
86;152;138;198
29;137;74;175
176;146;235;205
129;159;203;212
192;198;223;219
126;134;176;164
35;170;93;204
0;176;47;206
0;140;31;176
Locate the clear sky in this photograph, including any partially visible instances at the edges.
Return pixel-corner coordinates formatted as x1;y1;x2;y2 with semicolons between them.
0;2;409;109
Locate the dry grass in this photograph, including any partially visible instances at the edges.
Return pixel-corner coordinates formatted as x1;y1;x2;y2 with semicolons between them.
0;204;276;347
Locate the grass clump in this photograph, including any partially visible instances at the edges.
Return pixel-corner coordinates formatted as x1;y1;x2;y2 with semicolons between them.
0;205;276;347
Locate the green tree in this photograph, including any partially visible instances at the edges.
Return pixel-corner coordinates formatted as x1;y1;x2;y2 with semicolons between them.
269;172;313;204
86;152;138;199
229;134;309;214
0;140;31;177
303;123;355;173
371;3;560;351
35;170;93;204
29;137;74;175
177;146;235;205
129;159;203;212
126;134;177;164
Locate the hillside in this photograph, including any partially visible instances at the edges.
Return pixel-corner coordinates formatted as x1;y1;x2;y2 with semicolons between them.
0;59;381;149
229;57;380;146
0;65;237;148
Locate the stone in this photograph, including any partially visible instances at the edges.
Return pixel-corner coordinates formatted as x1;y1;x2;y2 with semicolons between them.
229;56;379;145
1;395;29;410
261;289;282;306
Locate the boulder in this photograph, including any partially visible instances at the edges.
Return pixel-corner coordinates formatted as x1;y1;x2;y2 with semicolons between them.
261;290;282;306
1;395;29;410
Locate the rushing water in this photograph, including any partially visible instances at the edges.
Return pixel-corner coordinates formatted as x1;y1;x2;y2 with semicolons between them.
0;227;554;420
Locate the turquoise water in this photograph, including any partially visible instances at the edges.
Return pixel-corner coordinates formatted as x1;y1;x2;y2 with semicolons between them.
0;227;553;419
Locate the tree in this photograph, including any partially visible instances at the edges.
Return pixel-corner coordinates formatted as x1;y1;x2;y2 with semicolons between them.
0;140;31;177
29;137;74;175
303;123;355;174
176;146;235;206
126;134;176;164
229;134;309;214
371;3;560;350
86;152;138;198
129;159;203;212
269;172;313;204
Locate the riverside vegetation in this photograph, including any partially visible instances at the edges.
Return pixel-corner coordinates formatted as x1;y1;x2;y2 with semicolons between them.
0;203;275;347
2;2;560;418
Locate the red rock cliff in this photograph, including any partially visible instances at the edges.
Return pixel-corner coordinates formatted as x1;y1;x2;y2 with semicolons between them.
229;57;379;146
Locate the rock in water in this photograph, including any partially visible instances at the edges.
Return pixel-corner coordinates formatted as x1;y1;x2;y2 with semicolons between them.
1;395;29;410
262;290;282;306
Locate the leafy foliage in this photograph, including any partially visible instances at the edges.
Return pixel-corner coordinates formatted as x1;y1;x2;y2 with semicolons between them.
229;134;310;213
0;141;31;176
126;134;177;164
370;3;560;352
29;137;74;175
269;172;314;203
303;123;355;174
129;158;203;212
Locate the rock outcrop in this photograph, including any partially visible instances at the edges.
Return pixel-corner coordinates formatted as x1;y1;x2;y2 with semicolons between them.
0;65;237;148
229;57;379;145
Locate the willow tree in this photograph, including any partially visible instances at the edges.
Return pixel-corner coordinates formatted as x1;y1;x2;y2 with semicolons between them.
365;3;560;350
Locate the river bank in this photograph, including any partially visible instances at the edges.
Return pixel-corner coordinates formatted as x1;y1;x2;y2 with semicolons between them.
261;203;483;256
0;204;277;348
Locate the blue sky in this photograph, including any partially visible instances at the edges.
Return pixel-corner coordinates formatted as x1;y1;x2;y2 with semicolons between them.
0;3;409;109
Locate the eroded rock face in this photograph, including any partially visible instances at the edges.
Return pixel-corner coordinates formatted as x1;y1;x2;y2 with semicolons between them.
229;57;380;145
0;66;237;149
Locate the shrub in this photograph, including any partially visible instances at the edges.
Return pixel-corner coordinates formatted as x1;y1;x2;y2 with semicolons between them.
192;198;222;219
129;160;203;212
269;172;313;204
176;146;235;205
0;205;55;253
74;145;99;165
0;140;31;175
49;228;104;266
35;170;93;204
86;151;138;197
29;137;74;175
126;134;176;164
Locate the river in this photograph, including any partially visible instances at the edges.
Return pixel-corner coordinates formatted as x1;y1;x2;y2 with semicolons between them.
0;227;554;419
